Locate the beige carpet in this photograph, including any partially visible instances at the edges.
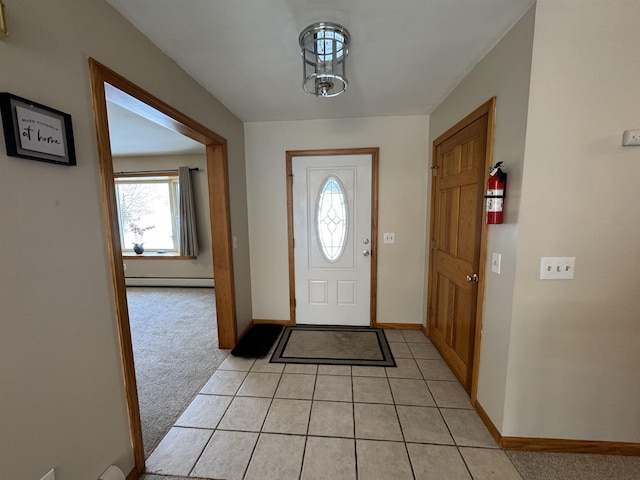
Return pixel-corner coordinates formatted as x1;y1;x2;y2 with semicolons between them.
127;287;228;459
506;450;640;480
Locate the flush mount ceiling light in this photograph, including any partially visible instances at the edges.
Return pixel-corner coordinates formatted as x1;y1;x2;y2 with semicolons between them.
299;22;350;98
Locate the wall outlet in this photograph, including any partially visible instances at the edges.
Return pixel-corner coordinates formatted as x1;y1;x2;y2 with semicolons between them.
40;469;55;480
622;130;640;146
383;232;395;244
540;257;575;280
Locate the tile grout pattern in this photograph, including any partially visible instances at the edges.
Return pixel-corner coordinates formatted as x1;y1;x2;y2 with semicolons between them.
143;329;523;480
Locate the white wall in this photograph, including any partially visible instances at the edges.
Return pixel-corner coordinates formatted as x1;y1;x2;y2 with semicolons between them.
245;116;429;324
504;0;640;442
0;1;250;479
428;6;536;430
113;154;215;284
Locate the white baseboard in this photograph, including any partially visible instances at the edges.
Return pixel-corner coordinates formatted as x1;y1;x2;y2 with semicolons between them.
125;277;215;287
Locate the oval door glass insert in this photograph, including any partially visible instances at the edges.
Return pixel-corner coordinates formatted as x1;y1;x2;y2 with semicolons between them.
316;176;348;262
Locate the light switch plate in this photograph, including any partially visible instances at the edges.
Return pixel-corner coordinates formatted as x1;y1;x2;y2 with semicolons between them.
540;257;575;279
383;232;395;244
491;252;501;274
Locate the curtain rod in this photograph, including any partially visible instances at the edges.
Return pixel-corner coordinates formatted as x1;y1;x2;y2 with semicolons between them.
114;167;199;175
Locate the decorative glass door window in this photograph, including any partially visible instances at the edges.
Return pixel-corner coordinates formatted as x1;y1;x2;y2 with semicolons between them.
316;176;348;261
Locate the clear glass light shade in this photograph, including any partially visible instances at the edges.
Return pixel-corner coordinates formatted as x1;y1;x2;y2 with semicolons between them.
299;22;350;97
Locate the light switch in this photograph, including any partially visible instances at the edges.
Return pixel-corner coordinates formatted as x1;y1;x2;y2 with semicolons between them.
540;257;575;280
491;253;501;274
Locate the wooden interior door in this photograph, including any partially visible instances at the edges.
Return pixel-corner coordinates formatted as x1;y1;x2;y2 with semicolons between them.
428;104;492;393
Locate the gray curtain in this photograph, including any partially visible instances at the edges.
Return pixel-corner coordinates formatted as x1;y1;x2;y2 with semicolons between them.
179;166;199;256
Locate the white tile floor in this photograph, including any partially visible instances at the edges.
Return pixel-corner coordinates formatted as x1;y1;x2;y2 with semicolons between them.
144;329;523;479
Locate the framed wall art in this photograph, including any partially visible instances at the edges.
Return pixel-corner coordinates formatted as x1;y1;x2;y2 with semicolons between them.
0;93;77;166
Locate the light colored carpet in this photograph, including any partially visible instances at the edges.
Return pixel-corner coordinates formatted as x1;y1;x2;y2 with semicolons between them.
507;450;640;480
127;287;229;459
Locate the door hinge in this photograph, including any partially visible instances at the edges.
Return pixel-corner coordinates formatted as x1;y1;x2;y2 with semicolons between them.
288;173;294;183
430;165;438;177
427;307;433;318
292;238;295;248
430;240;436;250
293;298;296;307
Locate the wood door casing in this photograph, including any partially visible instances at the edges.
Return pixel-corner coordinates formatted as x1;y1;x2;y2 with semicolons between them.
292;156;372;326
286;148;380;327
428;101;494;395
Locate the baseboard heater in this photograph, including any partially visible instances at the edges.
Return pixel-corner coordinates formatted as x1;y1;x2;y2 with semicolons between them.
125;277;215;287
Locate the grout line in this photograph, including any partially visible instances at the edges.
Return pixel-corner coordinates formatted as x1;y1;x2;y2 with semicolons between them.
351;384;359;479
148;330;510;480
185;429;215;478
457;445;476;480
241;431;261;480
240;369;284;480
297;435;309;480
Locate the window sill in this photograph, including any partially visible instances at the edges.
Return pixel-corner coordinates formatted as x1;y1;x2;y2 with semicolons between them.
123;252;196;260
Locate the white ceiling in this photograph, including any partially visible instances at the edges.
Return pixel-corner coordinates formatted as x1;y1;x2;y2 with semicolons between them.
106;0;534;124
107;100;204;157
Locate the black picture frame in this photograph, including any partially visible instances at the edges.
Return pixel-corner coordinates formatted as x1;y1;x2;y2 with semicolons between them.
0;92;76;166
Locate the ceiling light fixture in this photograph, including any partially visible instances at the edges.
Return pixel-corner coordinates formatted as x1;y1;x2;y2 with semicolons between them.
299;22;350;98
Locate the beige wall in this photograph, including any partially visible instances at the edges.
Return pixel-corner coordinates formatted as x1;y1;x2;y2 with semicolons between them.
431;0;640;445
428;6;536;430
245;116;429;324
0;1;250;479
113;154;215;284
504;0;640;442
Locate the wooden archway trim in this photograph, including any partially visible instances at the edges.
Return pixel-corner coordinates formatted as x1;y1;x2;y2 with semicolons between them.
88;58;237;476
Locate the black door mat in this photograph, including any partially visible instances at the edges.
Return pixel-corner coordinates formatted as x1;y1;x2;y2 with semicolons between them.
231;324;284;358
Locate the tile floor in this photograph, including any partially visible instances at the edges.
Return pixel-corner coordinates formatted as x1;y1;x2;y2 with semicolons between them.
143;329;523;479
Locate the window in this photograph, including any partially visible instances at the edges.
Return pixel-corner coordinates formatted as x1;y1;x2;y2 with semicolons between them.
114;175;179;252
316;175;348;262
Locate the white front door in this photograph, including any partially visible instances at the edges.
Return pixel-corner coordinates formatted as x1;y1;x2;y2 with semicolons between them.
292;154;372;326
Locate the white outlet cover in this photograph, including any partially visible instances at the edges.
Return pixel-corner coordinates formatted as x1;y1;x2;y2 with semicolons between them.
383;232;395;244
622;130;640;146
40;469;55;480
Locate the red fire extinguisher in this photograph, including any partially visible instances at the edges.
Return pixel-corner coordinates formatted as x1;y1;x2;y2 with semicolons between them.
485;162;506;224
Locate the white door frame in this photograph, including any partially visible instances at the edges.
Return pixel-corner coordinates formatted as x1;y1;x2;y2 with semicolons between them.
286;148;379;327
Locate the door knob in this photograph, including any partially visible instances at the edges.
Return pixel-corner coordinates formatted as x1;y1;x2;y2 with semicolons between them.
466;273;479;283
363;250;370;257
